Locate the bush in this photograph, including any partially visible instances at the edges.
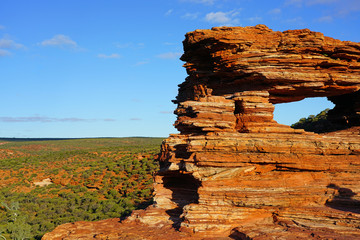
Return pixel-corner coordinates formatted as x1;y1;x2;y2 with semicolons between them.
291;108;346;133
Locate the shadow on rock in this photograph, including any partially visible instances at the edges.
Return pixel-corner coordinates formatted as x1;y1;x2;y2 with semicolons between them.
326;183;360;214
229;228;252;240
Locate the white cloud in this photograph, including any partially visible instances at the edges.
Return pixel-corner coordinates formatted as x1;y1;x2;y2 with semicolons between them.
157;52;182;59
0;37;24;49
0;25;5;30
182;12;199;20
317;16;333;22
205;12;230;23
97;53;121;59
0;36;25;57
268;8;282;15
337;0;360;15
165;9;173;16
40;34;77;48
204;10;240;26
0;49;11;56
0;39;14;48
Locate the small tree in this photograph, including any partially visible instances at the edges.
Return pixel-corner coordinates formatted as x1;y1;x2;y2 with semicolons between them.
1;202;31;240
7;216;31;240
0;229;7;240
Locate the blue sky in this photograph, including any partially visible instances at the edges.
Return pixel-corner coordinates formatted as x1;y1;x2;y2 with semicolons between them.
1;0;359;138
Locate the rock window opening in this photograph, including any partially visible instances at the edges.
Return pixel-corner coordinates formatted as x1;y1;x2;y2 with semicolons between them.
234;100;247;132
274;97;335;133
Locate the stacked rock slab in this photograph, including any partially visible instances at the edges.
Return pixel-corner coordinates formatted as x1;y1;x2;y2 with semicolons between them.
153;25;360;239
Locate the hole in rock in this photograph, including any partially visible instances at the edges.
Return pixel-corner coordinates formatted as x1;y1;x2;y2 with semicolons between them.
234;100;248;132
162;172;200;229
274;97;335;133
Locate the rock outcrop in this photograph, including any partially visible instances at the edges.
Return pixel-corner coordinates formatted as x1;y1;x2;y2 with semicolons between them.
44;25;360;239
150;25;360;239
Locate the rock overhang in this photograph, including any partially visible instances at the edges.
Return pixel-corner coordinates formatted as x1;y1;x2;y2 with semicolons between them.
179;25;360;105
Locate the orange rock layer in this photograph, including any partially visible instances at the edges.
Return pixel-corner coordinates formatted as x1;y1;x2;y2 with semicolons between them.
153;25;360;239
44;25;360;239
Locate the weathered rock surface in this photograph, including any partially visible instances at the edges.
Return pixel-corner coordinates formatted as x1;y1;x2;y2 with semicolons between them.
44;25;360;239
153;25;360;239
41;218;192;240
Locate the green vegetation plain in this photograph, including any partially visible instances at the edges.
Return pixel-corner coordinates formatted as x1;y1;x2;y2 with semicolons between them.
0;137;162;240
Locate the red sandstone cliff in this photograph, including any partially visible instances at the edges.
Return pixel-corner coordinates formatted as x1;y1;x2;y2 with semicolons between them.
43;25;360;239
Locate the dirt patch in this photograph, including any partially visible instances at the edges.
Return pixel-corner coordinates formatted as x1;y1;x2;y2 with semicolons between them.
33;178;53;187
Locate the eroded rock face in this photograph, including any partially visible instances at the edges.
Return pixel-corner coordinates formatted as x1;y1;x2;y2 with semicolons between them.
44;25;360;239
152;25;360;239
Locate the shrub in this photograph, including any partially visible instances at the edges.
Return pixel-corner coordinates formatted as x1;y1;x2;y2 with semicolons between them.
291;108;346;133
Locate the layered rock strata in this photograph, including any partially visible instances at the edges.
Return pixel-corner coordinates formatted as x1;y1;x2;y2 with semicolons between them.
44;25;360;239
152;25;360;239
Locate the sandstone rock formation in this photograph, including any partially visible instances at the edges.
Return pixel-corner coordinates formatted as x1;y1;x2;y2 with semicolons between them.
150;25;360;239
44;25;360;239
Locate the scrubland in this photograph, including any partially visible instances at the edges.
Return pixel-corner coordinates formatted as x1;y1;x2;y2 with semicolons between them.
0;137;162;240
